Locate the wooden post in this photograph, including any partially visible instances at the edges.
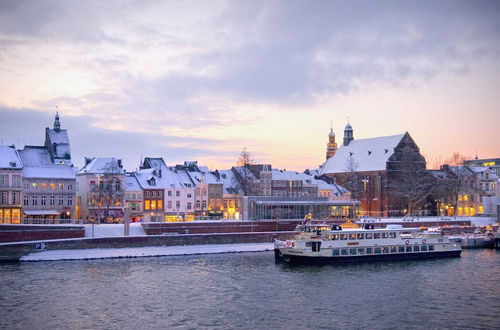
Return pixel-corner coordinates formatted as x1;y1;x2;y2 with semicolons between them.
124;207;130;236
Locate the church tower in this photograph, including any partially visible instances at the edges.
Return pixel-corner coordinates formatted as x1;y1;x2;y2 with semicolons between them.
326;122;338;160
343;121;354;146
54;112;61;132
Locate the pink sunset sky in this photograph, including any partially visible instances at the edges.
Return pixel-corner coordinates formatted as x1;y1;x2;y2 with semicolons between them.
1;0;499;172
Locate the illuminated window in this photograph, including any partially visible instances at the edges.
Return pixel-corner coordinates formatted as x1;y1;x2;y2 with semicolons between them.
32;183;38;189
41;183;47;190
479;206;484;213
59;183;64;190
145;200;150;210
151;200;156;210
50;183;56;190
463;195;469;201
158;200;163;209
458;195;463;201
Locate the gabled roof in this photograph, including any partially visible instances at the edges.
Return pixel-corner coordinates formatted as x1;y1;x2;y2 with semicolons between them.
0;146;23;169
77;157;125;175
218;169;243;195
320;133;406;174
124;173;142;191
19;146;53;166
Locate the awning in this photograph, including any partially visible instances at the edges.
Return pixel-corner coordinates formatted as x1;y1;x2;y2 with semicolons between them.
90;209;124;218
24;210;60;216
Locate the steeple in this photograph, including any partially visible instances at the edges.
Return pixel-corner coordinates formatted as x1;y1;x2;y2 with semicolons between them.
343;119;354;146
54;111;61;132
326;121;338;159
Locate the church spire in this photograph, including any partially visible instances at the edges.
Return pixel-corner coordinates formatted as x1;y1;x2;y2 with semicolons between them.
326;121;338;160
54;110;61;132
343;119;353;146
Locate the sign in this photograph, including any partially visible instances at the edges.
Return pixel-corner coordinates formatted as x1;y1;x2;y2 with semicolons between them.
34;242;47;250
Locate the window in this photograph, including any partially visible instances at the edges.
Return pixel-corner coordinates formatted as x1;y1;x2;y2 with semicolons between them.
382;247;389;253
398;246;405;253
68;196;73;206
12;175;21;187
374;247;382;254
158;200;163;209
390;246;397;253
59;183;64;190
405;246;412;252
115;181;120;190
50;195;55;206
421;245;428;251
202;201;207;209
145;200;150;210
32;195;37;206
12;192;19;204
374;233;381;239
151;200;156;210
0;192;7;204
50;183;56;190
151;191;156;198
340;234;348;240
187;193;192;198
349;248;357;255
41;195;46;206
428;245;435;251
389;232;397;238
41;183;47;190
24;195;29;206
0;175;8;187
357;233;364;239
332;249;340;256
366;247;373;254
382;233;389;239
332;234;339;240
59;195;64;206
176;191;180;197
176;201;180;209
145;191;150;197
195;201;200;209
349;233;356;240
340;249;348;256
413;246;420;252
167;201;172;209
32;182;38;190
168;191;172;197
187;202;192;210
158;191;163;197
365;233;373;239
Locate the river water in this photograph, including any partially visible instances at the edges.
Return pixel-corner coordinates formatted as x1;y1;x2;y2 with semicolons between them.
1;249;498;330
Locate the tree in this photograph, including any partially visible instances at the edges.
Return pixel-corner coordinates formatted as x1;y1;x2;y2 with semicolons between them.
237;146;253;167
233;147;255;196
391;149;434;216
93;160;124;223
342;156;363;218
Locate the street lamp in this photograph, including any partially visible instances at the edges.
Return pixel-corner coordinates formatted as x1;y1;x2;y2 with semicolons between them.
362;177;369;216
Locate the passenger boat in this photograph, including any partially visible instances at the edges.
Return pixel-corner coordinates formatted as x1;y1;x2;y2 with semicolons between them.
274;221;461;264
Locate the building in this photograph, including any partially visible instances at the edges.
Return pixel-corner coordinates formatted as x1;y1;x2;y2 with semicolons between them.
124;173;143;222
18;114;77;221
0;146;23;223
218;169;243;219
464;158;500;176
320;122;428;217
77;157;125;223
325;124;338;160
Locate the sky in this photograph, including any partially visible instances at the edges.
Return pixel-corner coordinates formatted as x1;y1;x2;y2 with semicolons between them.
1;0;499;172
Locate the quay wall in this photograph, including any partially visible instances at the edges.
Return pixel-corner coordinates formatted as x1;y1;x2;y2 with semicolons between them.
0;225;85;243
0;231;296;261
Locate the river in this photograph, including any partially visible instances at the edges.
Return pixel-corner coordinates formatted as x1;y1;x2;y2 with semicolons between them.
1;249;498;329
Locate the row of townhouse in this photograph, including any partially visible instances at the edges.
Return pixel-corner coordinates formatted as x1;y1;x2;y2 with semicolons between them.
0;114;77;223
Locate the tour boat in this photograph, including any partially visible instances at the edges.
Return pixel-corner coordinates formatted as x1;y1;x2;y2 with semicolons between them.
274;221;461;264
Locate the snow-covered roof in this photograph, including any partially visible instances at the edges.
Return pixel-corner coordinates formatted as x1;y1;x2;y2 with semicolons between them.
320;133;406;174
19;146;53;166
46;128;72;165
188;171;220;185
271;169;314;182
124;174;141;191
233;166;257;180
22;166;76;179
0;146;23;169
78;158;125;175
218;170;243;195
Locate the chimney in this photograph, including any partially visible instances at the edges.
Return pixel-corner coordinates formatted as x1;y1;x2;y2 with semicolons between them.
118;159;123;168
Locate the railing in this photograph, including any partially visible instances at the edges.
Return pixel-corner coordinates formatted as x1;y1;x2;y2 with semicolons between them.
0;218;82;225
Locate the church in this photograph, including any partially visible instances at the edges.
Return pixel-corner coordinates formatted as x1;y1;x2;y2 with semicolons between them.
320;122;428;217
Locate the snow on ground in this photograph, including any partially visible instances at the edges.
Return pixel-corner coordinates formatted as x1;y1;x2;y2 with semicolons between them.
84;223;146;237
20;242;274;261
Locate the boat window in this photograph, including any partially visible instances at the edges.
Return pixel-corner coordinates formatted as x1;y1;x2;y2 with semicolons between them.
332;234;339;240
421;245;428;251
374;233;381;239
405;246;412;252
305;228;311;232
357;233;364;239
332;249;340;256
341;249;348;256
413;246;420;252
349;248;357;255
429;245;435;251
382;233;389;239
366;247;373;254
398;246;405;253
305;242;312;247
374;247;382;254
389;232;396;238
390;246;397;253
365;233;373;239
349;233;356;240
382;247;389;253
340;234;348;240
358;248;365;255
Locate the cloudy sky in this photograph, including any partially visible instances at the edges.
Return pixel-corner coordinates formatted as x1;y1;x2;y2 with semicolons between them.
1;0;499;171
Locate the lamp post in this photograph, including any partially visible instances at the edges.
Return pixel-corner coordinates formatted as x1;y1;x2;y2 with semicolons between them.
362;177;369;216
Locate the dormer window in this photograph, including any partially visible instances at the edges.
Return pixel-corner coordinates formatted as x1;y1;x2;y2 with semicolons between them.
384;149;389;154
147;178;156;186
9;161;16;167
368;151;372;155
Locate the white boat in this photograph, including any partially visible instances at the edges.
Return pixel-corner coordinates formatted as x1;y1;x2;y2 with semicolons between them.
274;222;461;264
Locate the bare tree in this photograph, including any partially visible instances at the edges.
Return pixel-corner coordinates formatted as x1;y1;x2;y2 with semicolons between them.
343;156;363;200
93;160;124;223
237;146;253;167
233;147;255;196
391;149;434;216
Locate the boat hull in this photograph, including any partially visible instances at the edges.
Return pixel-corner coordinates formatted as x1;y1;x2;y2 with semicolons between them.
275;248;461;265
